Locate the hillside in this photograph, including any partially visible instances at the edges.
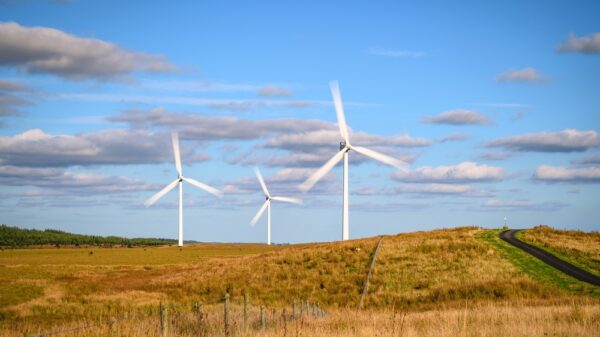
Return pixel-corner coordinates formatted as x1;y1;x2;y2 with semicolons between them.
0;224;176;247
517;225;600;277
1;226;598;335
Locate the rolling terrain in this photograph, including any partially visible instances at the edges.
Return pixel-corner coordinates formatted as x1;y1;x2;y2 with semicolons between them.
0;226;598;336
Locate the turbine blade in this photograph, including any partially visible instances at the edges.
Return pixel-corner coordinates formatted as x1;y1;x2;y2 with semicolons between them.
250;200;270;226
171;132;182;176
330;80;350;143
271;196;302;205
351;145;408;169
144;179;179;207
299;148;346;192
183;177;223;197
254;167;270;197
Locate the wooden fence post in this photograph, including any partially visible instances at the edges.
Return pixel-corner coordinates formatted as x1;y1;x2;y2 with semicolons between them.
283;308;288;335
292;302;296;320
224;293;230;336
243;293;248;332
194;301;203;330
160;302;168;337
260;305;266;330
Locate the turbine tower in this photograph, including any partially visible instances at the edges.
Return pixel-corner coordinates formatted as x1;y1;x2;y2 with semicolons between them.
250;168;302;245
144;132;223;247
299;81;408;241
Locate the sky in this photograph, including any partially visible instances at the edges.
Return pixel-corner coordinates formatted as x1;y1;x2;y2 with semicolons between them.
0;0;599;243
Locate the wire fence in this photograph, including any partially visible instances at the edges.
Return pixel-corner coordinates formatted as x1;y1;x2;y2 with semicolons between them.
16;293;327;337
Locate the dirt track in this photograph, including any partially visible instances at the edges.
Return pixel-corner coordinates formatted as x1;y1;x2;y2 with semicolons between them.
500;229;600;287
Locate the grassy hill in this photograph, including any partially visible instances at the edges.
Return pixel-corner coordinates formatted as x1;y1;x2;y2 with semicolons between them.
0;224;176;248
517;225;600;277
1;226;598;336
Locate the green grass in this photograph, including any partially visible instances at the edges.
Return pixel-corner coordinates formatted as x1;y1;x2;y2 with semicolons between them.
516;227;600;277
1;227;598;332
0;283;43;308
477;229;600;297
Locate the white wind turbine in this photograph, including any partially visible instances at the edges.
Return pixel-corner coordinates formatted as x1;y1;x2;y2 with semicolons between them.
144;132;223;247
250;168;302;245
299;81;408;241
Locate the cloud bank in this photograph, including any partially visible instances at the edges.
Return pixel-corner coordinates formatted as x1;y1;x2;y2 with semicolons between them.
485;129;600;153
421;110;491;126
0;21;176;80
496;67;545;83
533;165;600;183
557;32;600;54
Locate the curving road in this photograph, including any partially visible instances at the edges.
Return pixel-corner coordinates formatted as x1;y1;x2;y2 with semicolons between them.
500;229;600;287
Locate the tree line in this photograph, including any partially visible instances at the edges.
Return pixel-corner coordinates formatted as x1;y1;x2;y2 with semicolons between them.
0;224;176;248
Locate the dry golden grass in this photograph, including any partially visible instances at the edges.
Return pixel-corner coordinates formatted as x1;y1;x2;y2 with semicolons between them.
519;226;600;276
3;300;599;337
1;227;598;335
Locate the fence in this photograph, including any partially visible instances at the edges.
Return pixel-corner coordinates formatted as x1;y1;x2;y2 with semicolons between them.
17;293;327;337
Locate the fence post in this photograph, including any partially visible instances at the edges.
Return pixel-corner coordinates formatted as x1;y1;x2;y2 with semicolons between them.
224;293;230;336
160;302;168;337
283;308;288;335
300;300;305;317
243;293;248;332
194;301;203;326
292;302;296;320
260;305;266;330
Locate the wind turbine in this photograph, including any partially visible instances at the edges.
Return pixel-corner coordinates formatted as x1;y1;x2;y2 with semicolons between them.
144;132;223;247
250;167;302;245
299;81;408;241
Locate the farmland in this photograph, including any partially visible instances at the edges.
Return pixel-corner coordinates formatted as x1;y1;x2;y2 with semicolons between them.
1;226;599;336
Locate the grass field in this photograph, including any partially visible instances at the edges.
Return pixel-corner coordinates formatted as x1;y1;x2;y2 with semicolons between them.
517;225;600;277
1;227;599;336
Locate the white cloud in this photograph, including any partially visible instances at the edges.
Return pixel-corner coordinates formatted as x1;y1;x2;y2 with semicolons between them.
557;32;600;54
59;93;318;112
110;107;334;140
0;92;31;116
366;47;424;58
141;80;258;93
396;183;472;194
421;110;491;125
0;165;156;194
0;79;34;116
0;21;176;80
573;154;600;165
496;67;545;83
485;129;600;153
0;128;209;167
481;199;568;212
533;165;600;183
392;162;505;183
264;129;432;151
258;85;292;97
439;133;469;142
478;151;512;161
0;79;33;92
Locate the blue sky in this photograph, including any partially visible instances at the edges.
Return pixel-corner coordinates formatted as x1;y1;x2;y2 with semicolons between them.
0;1;599;243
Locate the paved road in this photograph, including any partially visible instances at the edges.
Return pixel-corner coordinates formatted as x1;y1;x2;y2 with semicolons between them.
500;229;600;287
